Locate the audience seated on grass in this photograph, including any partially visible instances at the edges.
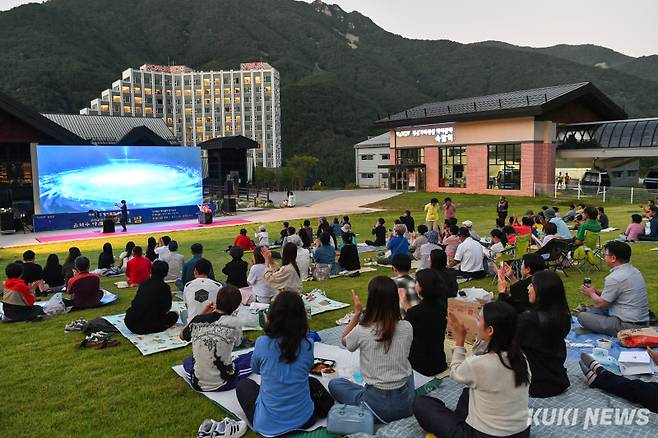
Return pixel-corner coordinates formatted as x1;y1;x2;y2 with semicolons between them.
518;271;570;398
126;246;152;286
574;207;602;247
2;262;46;322
511;216;533;237
577;241;650;336
65;256;102;309
329;277;415;423
313;232;337;275
97;243;115;271
414;301;531;438
233;229;255;252
263;244;303;293
184;258;223;322
124;260;179;335
254;225;269;247
544;207;572;239
117;241;135;274
496;253;545;314
504;225;518;246
282;226;303;248
21;250;47;293
624;214;645;242
337;232;360;272
331;217;343;242
297;222;312;248
391;253;418;316
316;217;337;247
401;268;448;377
160;240;184;283
448;227;486;279
43;254;65;289
181;285;252;392
580;349;658;413
247;247;279;304
410;224;428;260
418;230;442;271
364;217;387;247
155;235;172;259
378;223;408;265
293;239;311;281
222;246;249;288
541;222;558;246
462;220;480;241
236;291;332;436
638;206;658;241
179;243;215;290
62;247;82;284
338;223;356;249
485;229;507;271
430;249;458;298
441;225;461;261
597;207;609;229
145;237;158;262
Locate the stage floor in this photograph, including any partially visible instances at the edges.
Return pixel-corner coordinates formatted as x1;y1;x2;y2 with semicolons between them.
0;189;397;248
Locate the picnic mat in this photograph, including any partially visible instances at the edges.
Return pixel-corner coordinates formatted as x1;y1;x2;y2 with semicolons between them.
172;342;435;435
357;243;385;253
0;290;118;319
330;267;378;278
103;301;189;355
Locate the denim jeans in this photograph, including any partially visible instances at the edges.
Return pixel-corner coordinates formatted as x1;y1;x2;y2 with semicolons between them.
328;374;415;423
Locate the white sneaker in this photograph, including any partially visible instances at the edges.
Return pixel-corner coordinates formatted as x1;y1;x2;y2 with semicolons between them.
336;312;354;325
197;419;216;438
212;418;247;438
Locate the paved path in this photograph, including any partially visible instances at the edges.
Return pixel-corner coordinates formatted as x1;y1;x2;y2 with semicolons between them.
0;189;400;248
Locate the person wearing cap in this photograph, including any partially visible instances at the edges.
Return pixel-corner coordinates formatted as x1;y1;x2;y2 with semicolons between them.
255;225;269;247
222;246;249;288
461;220;480;241
424;198;440;231
418;230;442;271
447;228;485;279
339;223;357;248
160;240;185;282
544;208;572;240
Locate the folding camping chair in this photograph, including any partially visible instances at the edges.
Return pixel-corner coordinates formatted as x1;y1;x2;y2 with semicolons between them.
497;233;532;279
573;230;604;276
535;239;574;276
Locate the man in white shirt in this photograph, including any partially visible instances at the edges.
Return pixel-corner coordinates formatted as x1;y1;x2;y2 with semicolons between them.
183;258;223;322
154;235;172;259
448;228;486;279
160;240;185;283
255;226;269;247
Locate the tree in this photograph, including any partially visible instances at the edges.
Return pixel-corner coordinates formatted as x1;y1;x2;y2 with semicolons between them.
285;155;319;189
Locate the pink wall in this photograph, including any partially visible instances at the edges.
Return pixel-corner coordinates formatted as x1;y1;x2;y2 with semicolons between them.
425;147;439;190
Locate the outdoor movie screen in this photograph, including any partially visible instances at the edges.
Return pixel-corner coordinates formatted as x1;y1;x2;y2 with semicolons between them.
34;145;203;214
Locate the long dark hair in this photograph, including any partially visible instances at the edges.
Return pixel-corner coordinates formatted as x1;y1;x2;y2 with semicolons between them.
65;247;81;264
415;268;445;302
125;241;135;256
483;301;530;387
147;237;157;250
265;291;310;363
46;253;60;268
430;248;448;270
361;276;400;353
530;271;571;338
281;243;300;277
102;242;113;255
253;246;265;265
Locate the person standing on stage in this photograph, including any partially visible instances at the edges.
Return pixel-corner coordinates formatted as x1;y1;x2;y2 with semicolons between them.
116;200;128;232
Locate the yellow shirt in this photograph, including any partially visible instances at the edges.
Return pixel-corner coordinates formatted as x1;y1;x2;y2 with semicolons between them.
424;203;440;221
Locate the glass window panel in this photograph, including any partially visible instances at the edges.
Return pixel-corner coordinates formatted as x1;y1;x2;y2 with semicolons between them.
488;144;521;190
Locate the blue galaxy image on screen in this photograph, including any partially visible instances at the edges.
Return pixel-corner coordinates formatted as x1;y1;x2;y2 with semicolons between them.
37;145;203;214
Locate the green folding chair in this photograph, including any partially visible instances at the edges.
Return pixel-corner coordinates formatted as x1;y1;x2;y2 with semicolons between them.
573;230;603;276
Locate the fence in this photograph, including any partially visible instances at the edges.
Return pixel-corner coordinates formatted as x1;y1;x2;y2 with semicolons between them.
534;182;658;204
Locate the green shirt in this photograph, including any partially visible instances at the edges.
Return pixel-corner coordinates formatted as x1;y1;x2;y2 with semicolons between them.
576;219;601;241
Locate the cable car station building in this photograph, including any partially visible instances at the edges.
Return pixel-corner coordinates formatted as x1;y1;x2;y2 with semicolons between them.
372;82;628;195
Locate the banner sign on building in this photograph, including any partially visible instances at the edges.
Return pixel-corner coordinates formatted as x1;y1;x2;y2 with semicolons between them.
396;126;455;144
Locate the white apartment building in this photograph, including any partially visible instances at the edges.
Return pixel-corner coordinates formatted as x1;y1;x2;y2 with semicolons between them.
81;62;281;167
354;133;391;188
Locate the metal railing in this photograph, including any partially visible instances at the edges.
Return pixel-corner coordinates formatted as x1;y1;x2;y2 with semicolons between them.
534;182;658;204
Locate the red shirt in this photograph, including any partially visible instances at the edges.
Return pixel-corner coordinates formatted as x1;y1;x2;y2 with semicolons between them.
66;272;102;308
512;224;532;236
233;234;255;251
2;278;35;306
126;255;152;285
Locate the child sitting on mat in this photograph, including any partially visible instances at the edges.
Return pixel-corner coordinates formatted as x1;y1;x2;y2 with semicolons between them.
222;246;249;288
180;285;252;392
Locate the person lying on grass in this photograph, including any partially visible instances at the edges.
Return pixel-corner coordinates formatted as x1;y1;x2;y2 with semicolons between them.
181;285;252;392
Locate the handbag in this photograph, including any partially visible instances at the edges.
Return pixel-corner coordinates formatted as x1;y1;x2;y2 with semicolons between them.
327;403;375;435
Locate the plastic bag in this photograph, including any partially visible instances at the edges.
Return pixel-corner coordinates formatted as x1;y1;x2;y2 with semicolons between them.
42;292;70;316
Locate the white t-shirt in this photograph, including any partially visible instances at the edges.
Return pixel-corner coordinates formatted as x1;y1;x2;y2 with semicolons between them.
255;231;269;247
454;237;485;273
247;264;278;303
418;242;442;270
296;247;311;280
542;234;557;246
155;246;170;260
183;277;223;322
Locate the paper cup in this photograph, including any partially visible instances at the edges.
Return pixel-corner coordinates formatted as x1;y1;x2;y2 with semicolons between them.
597;339;612;350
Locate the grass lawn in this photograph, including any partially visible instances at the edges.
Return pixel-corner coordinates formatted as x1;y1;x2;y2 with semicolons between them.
0;192;656;437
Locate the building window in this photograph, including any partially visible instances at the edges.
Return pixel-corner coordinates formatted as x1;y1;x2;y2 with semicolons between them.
439;146;466;188
396;148;424;165
360;154;374;160
360;173;374;179
381;153;390;160
487;144;521;190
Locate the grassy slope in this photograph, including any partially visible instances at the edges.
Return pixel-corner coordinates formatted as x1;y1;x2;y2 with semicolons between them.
0;192;656;437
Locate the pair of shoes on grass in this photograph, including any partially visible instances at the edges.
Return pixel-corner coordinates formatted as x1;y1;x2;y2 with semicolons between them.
64;318;87;332
198;418;247;438
79;331;119;349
